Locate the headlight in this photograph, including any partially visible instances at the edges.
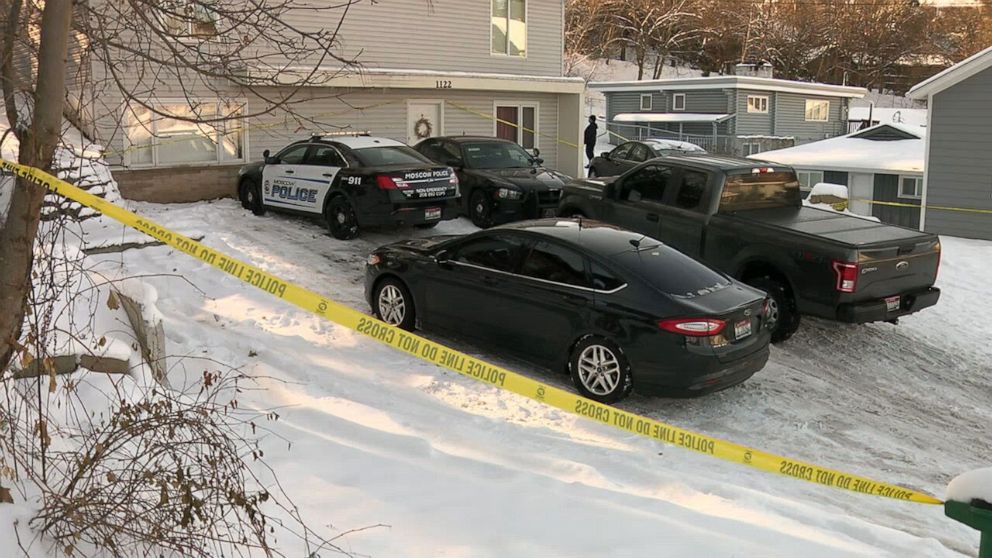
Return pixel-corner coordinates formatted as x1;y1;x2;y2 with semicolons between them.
496;187;523;200
367;254;382;266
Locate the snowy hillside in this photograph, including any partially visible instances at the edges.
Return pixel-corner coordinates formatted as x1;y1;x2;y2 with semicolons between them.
1;196;985;556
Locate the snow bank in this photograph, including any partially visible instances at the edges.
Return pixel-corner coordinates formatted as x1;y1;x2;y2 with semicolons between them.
947;468;992;505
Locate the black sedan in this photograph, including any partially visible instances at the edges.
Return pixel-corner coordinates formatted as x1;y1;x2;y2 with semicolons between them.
413;136;571;228
589;139;707;178
364;219;771;403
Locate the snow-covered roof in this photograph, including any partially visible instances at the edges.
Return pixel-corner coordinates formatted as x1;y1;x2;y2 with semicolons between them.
591;76;866;98
749;123;924;174
908;45;992;99
848;107;927;129
613;112;733;123
333;136;405;149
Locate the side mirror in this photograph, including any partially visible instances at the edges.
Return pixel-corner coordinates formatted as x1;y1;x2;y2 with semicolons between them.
533;157;544;166
600;151;611;160
434;249;451;265
263;150;278;165
533;147;540;157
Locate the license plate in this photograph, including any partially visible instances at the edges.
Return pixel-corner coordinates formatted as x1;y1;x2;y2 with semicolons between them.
885;295;900;312
425;207;441;221
734;318;752;339
542;208;557;218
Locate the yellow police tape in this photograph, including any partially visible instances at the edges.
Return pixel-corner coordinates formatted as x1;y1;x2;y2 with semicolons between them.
855;198;992;215
0;158;942;506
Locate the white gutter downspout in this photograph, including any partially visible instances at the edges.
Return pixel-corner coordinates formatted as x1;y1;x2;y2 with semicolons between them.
919;93;933;232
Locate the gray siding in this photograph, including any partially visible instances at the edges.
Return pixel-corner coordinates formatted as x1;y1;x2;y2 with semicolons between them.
604;89;732;143
872;173;920;229
923;65;992;240
735;89;774;136
824;171;849;185
772;93;847;143
662;90;730;113
287;0;564;77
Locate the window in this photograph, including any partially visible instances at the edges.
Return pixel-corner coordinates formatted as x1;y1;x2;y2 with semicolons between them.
126;101;245;167
610;246;730;298
453;234;526;273
309;145;346;167
351;146;431;166
675;170;708;210
628;144;651;163
610;143;634;161
159;1;218;39
519;241;590;288
747;95;769;114
620;164;671;203
491;0;526;57
276;145;309;165
743;143;762;156
495;104;537;150
590;261;625;291
672;93;686;111
462;141;534;169
805;99;830;122
418;139;462;165
796;170;824;193
899;176;923;199
640;94;653;111
720;171;802;212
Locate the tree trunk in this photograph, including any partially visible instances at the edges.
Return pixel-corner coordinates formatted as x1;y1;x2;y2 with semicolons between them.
0;0;74;372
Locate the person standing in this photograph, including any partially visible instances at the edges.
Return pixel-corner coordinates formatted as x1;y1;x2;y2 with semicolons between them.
583;115;598;168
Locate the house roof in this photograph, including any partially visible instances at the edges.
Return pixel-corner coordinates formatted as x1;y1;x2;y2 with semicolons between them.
908;45;992;99
613;112;733;124
589;75;866;98
748;123;924;174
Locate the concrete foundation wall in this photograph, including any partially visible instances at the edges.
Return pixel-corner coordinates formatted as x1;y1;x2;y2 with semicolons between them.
115;164;240;203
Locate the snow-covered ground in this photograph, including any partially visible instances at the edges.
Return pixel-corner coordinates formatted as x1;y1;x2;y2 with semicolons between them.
4;198;984;556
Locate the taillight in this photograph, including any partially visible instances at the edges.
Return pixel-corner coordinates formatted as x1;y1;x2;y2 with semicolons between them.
658;318;726;337
376;175;406;190
935;242;941;280
448;168;459;187
832;260;858;293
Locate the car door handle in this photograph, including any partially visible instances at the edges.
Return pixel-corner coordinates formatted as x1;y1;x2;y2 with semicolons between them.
322;173;335;177
646;213;659;222
284;169;295;174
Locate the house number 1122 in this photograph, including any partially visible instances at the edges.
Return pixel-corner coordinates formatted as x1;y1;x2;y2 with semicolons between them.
435;80;452;89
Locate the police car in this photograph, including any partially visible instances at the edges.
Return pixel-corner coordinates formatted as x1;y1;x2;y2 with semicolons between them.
237;133;461;239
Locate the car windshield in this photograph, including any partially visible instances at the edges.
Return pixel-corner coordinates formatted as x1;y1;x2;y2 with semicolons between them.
352;146;431;166
609;244;731;299
719;170;802;212
462;142;535;169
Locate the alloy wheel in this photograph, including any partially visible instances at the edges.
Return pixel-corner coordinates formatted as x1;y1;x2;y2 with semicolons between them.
377;284;406;325
577;344;621;396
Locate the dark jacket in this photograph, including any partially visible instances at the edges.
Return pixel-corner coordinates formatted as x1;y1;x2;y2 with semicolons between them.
584;123;598;146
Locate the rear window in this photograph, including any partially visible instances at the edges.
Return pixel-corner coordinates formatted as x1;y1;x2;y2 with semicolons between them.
352;146;432;166
719;170;801;212
610;244;731;298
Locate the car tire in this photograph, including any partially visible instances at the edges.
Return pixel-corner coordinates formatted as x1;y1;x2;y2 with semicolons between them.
569;336;633;404
372;277;415;331
326;195;360;240
468;189;494;229
748;276;800;343
245;180;266;216
415;222;439;230
238;179;252;209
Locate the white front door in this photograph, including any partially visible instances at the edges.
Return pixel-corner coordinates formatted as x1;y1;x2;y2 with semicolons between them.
408;101;443;146
849;172;874;216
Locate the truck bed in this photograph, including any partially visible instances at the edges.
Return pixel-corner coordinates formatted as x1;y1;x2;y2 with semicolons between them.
726;206;935;248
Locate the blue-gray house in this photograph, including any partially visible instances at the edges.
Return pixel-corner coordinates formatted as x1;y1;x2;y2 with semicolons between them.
590;68;866;157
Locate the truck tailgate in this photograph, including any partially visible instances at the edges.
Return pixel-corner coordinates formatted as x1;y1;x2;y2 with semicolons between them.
856;238;941;299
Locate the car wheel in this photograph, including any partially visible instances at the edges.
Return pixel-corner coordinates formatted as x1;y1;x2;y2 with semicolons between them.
468;189;494;229
569;336;632;404
372;278;415;331
748;276;800;343
238;179;252;209
245;181;266;216
415;222;439;230
326;196;359;240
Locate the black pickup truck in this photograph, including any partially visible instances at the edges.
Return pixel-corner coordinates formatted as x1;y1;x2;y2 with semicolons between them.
557;155;941;342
